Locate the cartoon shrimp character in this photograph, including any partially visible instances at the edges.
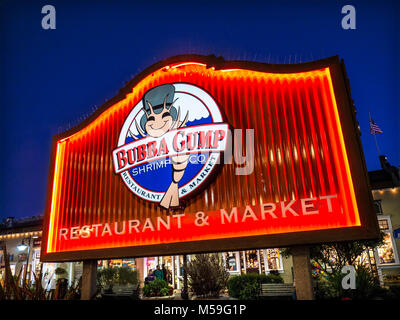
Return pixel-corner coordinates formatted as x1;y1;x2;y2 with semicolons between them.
129;84;190;209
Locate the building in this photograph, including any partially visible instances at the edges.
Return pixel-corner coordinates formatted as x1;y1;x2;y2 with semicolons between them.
128;156;400;288
369;156;400;285
136;248;293;289
0;215;293;289
0;216;82;290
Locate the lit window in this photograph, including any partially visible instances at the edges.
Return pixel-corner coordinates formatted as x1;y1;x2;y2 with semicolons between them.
378;220;389;231
245;250;259;271
376;218;398;265
259;250;266;274
224;252;239;272
377;233;396;264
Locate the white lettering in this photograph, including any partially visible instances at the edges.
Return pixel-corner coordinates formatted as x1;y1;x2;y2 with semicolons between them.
172;214;184;229
59;228;68;240
280;200;299;217
260;203;277;219
70;227;80;239
157;216;171;230
320;194;337;212
301;198;319;215
221;207;238;224
101;223;112;237
241;205;258;222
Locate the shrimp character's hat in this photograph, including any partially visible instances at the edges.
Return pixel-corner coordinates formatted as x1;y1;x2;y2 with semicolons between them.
140;84;178;134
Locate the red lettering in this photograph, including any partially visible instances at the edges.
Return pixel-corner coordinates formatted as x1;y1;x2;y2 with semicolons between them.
137;144;147;161
158;138;169;156
173;131;186;152
186;132;197;151
116;150;127;169
147;141;158;158
212;130;226;148
127;148;136;165
198;130;213;149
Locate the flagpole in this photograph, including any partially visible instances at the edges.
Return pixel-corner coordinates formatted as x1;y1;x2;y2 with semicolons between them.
373;132;381;156
369;111;381;156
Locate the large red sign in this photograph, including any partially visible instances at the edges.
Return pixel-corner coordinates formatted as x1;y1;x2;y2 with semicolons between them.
41;55;379;262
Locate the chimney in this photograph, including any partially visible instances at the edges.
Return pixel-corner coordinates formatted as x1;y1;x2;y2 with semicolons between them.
5;217;14;228
379;155;400;187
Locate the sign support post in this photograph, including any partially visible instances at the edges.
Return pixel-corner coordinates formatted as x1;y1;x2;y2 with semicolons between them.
292;246;314;300
81;259;97;300
136;257;144;287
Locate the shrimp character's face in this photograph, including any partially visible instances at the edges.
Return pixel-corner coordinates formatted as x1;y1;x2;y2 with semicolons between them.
145;107;173;138
135;95;187;141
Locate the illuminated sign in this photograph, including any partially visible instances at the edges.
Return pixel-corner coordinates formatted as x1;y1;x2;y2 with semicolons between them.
41;55;379;262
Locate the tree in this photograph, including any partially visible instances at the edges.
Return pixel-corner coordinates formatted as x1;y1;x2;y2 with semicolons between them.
309;232;384;273
97;267;118;293
281;232;384;274
282;233;386;299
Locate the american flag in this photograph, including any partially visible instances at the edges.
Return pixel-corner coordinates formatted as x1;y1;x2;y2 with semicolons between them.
369;117;383;134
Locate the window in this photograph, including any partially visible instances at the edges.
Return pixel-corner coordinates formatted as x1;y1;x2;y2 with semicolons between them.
264;249;283;272
122;258;136;269
377;233;396;264
378;220;389;231
376;217;399;265
223;252;239;272
259;250;266;274
245;250;259;270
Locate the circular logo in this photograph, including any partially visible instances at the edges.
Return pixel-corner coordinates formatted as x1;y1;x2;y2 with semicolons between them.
113;83;228;209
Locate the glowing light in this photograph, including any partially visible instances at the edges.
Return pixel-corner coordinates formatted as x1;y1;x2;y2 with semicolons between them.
277;148;282;164
219;69;241;72
310;144;315;159
293;147;298;161
270;150;274;163
46;140;66;253
170;62;207;69
325;68;361;226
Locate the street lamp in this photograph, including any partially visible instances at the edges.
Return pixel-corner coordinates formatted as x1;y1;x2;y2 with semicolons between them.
17;240;28;252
